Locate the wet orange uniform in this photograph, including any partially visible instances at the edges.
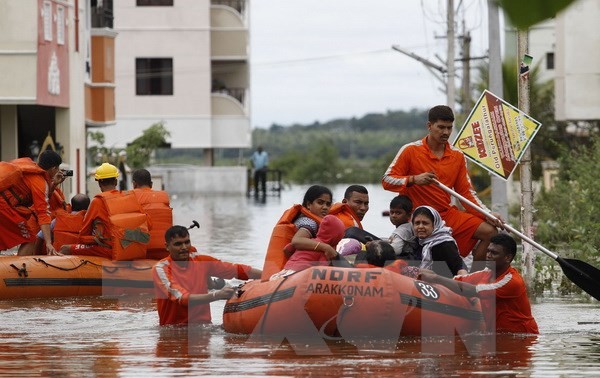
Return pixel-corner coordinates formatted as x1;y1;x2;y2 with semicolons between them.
74;190;149;260
52;210;86;250
0;159;51;250
153;252;252;326
73;190;118;258
382;136;488;257
133;187;172;260
455;266;539;334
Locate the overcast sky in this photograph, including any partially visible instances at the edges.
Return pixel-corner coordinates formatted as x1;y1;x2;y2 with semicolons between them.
250;0;493;128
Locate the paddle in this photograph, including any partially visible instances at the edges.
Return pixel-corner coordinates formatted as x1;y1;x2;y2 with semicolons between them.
434;179;600;301
187;220;200;230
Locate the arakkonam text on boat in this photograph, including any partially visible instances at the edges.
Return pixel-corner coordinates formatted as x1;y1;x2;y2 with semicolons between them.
223;266;485;340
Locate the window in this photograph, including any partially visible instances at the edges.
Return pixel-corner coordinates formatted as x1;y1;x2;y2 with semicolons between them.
136;58;173;95
57;6;65;45
137;0;173;5
546;52;555;70
43;1;52;41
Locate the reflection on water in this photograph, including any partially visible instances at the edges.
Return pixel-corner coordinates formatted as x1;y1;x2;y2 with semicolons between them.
0;185;599;376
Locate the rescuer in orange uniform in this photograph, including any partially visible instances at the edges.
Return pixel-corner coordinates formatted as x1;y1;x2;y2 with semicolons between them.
131;168;173;260
382;105;503;267
153;225;262;326
0;150;62;255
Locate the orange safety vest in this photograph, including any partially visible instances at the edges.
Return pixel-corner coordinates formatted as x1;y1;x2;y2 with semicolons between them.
133;188;173;260
53;210;86;250
260;204;322;281
0;158;46;208
95;191;150;261
49;188;69;217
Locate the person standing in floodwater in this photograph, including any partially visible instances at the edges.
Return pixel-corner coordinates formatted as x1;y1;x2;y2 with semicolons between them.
250;146;269;197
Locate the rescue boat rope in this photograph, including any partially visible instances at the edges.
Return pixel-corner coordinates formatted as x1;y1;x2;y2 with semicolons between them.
319;295;354;341
34;258;89;271
9;263;28;277
32;258;152;273
257;275;290;335
83;259;153;272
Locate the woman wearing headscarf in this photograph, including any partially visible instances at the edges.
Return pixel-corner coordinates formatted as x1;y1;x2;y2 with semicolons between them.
412;205;467;278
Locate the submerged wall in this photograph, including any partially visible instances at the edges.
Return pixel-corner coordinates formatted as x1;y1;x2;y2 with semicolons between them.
149;165;247;195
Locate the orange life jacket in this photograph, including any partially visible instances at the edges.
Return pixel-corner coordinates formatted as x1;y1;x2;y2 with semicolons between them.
260;204;322;281
53;210;86;250
49;188;69;217
95;191;150;261
328;202;363;229
0;158;45;208
133;188;173;260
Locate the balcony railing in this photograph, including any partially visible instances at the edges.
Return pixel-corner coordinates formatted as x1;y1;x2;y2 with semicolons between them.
212;0;245;16
91;0;114;28
211;87;245;105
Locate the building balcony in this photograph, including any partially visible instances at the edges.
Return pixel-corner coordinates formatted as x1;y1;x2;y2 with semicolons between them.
90;30;116;83
211;0;247;21
211;90;250;148
85;83;116;127
211;89;247;115
85;28;117;127
210;1;248;60
91;0;114;28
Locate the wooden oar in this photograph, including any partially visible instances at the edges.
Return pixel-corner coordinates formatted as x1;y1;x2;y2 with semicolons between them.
434;179;600;301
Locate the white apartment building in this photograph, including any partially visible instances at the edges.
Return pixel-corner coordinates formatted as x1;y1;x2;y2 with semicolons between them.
554;0;600;121
0;0;97;197
504;0;599;122
104;0;251;166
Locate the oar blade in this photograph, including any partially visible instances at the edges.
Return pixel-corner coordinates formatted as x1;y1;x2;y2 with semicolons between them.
556;257;600;301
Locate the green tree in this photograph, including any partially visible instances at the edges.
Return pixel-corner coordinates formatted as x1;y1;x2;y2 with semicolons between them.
534;137;600;294
498;0;578;30
125;122;170;169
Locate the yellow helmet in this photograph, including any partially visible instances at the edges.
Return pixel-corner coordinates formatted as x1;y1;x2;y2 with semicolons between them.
94;163;119;180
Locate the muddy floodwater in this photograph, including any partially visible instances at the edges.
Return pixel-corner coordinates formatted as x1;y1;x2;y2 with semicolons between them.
0;185;598;377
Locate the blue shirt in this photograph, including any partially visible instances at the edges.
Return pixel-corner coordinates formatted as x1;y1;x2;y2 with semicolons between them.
251;151;269;170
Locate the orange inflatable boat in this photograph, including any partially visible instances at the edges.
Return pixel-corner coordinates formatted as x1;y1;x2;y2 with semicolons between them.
223;266;485;338
0;255;155;299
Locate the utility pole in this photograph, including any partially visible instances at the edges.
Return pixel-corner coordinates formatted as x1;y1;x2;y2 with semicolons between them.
447;0;456;113
488;0;509;220
460;20;472;112
517;30;535;286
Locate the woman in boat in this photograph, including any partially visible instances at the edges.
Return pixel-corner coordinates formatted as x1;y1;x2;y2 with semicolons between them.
412;205;468;278
260;185;335;280
271;214;346;279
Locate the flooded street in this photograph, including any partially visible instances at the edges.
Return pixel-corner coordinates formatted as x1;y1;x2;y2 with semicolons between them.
0;184;599;377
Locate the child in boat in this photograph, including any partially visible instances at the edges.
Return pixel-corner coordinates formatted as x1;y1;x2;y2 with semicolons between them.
270;215;346;279
354;240;420;278
354;240;397;268
388;195;419;261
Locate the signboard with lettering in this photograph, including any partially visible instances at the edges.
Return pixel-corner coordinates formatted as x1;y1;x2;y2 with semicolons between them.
453;90;542;180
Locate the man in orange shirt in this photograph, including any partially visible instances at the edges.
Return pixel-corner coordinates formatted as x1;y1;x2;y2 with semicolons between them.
153;225;262;326
382;105;502;265
0;150;62;255
419;233;539;334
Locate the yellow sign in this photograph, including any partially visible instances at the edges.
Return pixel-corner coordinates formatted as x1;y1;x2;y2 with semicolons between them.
453;90;542;180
